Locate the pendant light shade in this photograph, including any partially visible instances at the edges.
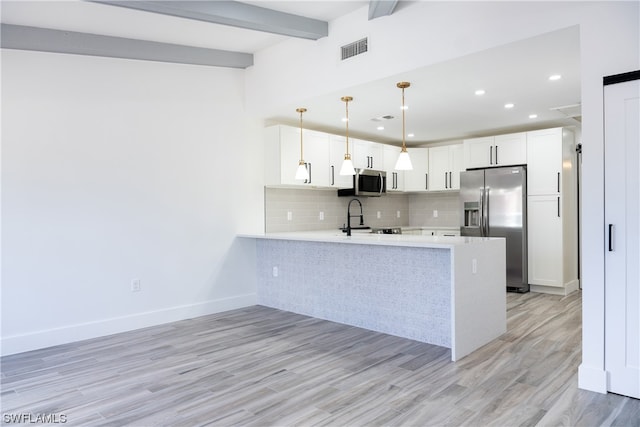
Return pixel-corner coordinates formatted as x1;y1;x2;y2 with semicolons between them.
395;81;413;171
395;148;413;170
340;96;356;176
294;107;309;181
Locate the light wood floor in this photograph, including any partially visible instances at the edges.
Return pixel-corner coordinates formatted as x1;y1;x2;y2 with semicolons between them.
1;292;638;426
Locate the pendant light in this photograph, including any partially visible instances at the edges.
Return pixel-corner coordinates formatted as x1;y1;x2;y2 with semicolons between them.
395;81;413;170
294;107;309;181
340;96;356;175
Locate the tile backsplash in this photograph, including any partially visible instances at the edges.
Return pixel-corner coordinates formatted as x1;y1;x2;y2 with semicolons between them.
408;192;461;227
265;187;460;232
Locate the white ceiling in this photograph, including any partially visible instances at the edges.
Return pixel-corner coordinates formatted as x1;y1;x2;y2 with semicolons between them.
1;1;581;146
270;25;581;145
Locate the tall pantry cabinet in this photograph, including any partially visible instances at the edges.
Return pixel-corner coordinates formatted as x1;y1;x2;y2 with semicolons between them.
526;127;579;294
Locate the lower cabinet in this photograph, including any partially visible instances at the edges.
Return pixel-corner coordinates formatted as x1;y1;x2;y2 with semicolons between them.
528;195;563;287
527;194;578;294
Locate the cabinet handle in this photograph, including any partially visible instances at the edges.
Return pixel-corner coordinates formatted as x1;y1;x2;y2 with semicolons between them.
495;145;499;164
557;196;560;217
425;173;429;190
444;172;448;189
490;146;493;165
608;224;614;251
449;171;452;188
308;163;312;184
557;172;560;193
394;172;398;189
331;165;335;186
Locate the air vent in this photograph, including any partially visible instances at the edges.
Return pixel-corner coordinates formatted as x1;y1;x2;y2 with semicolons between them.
341;37;368;60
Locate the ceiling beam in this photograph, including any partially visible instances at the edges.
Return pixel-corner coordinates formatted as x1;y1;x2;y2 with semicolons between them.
0;24;254;68
368;0;398;20
90;1;329;40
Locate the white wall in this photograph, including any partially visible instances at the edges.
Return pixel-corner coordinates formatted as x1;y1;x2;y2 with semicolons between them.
246;1;640;393
1;50;264;355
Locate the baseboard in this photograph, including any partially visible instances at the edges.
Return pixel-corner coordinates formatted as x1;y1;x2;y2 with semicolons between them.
578;363;608;394
530;281;580;296
1;293;258;357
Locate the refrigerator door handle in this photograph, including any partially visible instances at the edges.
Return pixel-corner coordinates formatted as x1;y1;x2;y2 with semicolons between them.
480;189;486;237
485;188;490;235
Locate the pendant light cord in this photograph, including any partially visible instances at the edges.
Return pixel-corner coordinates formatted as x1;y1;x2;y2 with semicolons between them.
401;86;406;151
296;107;306;162
345;99;350;155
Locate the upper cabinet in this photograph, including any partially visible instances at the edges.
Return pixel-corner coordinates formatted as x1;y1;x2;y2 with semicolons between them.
403;147;430;192
428;144;463;191
383;145;405;192
352;139;384;170
463;132;526;169
264;125;330;187
527;128;563;195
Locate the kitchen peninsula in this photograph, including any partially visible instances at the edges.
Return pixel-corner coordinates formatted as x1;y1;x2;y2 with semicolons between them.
241;231;506;361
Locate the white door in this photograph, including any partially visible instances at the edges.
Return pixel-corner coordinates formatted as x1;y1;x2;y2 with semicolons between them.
604;76;640;399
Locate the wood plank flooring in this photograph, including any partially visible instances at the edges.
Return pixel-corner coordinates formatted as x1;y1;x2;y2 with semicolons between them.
2;292;639;426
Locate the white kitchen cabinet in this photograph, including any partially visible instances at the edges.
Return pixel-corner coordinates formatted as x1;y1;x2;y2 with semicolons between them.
526;127;578;294
403;148;429;192
463;136;494;169
527;195;563;287
352;139;384;170
494;132;527;166
329;135;356;188
463;132;526;169
383;144;404;192
428;144;463;191
264;125;330;187
527;127;563;195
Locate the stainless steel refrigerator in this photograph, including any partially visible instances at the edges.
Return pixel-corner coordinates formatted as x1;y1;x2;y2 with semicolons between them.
460;166;528;292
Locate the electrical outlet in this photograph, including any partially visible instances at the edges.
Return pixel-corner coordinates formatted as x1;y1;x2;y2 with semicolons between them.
131;279;141;292
397;210;401;218
433;210;438;218
287;211;292;221
319;211;324;221
472;259;477;274
272;266;279;277
377;211;381;219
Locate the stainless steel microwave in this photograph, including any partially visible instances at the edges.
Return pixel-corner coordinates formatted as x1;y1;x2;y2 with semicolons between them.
337;169;387;197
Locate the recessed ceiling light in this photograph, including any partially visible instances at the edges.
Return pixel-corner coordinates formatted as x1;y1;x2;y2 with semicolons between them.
529;114;538;119
475;89;486;96
341;117;348;122
401;105;408;110
504;103;515;109
549;74;562;81
377;126;384;130
407;133;415;138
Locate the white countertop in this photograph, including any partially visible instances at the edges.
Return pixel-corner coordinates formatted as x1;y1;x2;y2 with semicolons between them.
240;230;501;249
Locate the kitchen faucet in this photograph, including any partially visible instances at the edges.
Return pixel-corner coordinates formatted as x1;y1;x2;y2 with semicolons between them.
346;198;364;236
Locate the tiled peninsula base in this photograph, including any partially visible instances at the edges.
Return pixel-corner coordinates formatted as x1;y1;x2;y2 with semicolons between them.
251;234;506;361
